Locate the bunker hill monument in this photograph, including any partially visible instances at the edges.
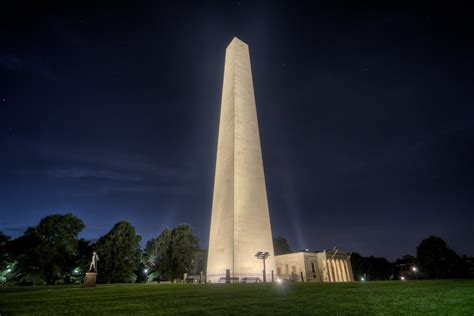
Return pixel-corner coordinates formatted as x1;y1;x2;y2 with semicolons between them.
207;37;276;281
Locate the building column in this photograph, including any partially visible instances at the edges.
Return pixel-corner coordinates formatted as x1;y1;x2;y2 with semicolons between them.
333;259;341;282
330;259;336;282
347;258;354;281
341;260;348;281
333;259;342;282
335;260;342;282
338;259;345;282
323;259;329;282
342;260;350;282
327;259;334;282
340;260;348;281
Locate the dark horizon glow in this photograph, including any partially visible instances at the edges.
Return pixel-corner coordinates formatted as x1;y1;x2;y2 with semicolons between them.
1;1;473;261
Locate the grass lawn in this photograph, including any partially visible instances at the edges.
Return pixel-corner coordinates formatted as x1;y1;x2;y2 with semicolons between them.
1;280;473;315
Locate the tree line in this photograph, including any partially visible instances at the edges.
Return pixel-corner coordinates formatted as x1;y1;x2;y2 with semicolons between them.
351;235;472;280
0;213;200;285
1;214;472;285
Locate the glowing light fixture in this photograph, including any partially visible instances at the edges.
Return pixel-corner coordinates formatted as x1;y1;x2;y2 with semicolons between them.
255;251;270;283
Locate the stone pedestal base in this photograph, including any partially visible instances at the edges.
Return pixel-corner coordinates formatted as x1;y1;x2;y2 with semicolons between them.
83;272;97;287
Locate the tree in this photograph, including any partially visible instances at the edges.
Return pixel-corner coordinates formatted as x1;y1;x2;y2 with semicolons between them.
0;232;11;283
8;214;84;285
192;249;207;275
0;232;10;271
144;224;199;282
95;221;142;283
273;236;291;255
350;252;365;280
144;228;172;281
393;255;416;280
365;256;392;280
169;224;199;280
134;262;149;283
350;252;393;281
69;239;93;284
417;236;468;279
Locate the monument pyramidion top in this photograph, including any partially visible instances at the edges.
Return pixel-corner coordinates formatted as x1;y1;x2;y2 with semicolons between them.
227;37;248;49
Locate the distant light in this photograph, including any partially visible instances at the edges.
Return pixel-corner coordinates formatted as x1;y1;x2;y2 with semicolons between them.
74;268;79;274
401;276;406;281
276;278;282;284
144;268;149;273
412;266;417;272
6;268;11;273
360;277;365;281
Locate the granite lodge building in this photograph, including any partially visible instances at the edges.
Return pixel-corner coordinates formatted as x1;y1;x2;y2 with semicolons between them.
275;247;354;282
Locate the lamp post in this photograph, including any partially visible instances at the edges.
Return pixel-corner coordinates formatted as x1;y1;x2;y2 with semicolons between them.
255;251;270;283
412;266;418;280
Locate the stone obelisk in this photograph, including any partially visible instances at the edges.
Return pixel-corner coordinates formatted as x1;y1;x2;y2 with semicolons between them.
207;37;275;282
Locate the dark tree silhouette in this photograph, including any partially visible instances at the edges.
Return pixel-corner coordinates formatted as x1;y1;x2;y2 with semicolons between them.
8;214;84;285
144;228;172;281
0;232;10;271
417;236;468;279
0;232;11;283
350;252;393;280
145;224;199;282
95;221;142;283
273;236;291;255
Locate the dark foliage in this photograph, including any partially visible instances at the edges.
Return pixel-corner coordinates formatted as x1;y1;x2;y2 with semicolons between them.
350;252;393;281
0;232;12;283
144;228;172;281
95;221;142;284
273;236;291;255
144;224;199;282
8;214;84;285
0;232;10;271
417;236;468;279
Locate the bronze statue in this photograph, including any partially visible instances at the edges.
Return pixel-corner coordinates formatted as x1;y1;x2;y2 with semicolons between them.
88;251;99;272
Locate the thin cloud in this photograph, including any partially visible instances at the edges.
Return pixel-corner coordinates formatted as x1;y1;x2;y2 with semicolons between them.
47;167;142;182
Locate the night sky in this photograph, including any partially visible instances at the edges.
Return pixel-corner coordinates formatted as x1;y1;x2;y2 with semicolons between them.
1;1;473;260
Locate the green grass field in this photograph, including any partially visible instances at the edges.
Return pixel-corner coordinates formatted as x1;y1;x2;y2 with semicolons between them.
1;280;473;315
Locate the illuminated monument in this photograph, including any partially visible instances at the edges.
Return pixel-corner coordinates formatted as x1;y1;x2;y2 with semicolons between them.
207;37;275;282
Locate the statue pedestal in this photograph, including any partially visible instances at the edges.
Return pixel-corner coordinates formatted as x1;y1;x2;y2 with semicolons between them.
83;272;97;287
